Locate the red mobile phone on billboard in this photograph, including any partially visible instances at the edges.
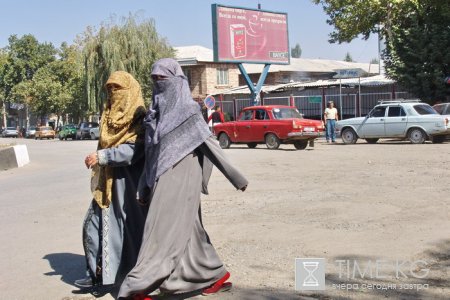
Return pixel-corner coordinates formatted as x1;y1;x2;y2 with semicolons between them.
230;24;246;58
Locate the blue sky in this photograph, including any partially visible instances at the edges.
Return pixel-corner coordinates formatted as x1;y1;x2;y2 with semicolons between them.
0;0;379;62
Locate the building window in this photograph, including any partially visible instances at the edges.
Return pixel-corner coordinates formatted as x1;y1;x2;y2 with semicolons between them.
217;68;229;85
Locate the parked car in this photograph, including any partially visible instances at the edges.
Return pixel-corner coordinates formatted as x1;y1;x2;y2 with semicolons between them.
1;127;18;138
58;124;77;140
213;105;324;150
90;127;100;140
433;102;450;115
433;102;450;140
35;126;55;139
76;122;99;140
25;126;36;138
336;100;449;144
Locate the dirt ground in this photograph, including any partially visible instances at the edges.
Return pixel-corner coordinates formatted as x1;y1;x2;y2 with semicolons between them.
198;138;450;300
1;138;449;300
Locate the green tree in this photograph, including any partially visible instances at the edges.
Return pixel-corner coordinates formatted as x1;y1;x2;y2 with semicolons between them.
383;2;450;102
313;0;450;102
343;52;353;62
0;34;57;101
5;38;86;125
47;43;86;124
291;43;302;58
0;49;8;127
80;14;174;114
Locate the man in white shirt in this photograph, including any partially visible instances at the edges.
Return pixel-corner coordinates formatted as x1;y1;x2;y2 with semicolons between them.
324;101;339;143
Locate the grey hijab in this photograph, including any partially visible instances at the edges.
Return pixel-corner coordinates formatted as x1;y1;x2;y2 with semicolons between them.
143;58;211;188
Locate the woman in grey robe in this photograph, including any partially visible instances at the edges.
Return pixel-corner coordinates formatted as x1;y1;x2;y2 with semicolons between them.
76;71;149;288
118;59;248;299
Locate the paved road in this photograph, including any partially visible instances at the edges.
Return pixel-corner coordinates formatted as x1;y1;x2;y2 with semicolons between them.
0;138;107;300
1;137;449;300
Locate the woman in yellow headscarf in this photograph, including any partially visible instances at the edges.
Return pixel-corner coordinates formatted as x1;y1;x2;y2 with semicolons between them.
75;71;148;290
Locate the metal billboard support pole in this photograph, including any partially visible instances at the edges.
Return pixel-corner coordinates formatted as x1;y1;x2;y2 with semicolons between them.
238;63;271;106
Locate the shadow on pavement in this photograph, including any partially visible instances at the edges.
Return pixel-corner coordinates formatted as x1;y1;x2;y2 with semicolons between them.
43;252;86;287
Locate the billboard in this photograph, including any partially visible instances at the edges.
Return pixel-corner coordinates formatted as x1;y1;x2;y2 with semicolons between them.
212;4;290;64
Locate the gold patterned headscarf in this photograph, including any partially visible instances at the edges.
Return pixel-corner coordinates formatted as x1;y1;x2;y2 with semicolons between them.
91;71;146;208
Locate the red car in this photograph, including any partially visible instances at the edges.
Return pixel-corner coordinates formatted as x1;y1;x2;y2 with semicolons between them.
214;105;324;150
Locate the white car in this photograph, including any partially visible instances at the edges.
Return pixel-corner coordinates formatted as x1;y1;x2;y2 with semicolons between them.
90;127;100;140
1;127;18;138
336;100;449;144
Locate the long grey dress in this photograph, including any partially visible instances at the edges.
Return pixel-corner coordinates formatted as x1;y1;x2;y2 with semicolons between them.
118;137;248;298
82;143;148;286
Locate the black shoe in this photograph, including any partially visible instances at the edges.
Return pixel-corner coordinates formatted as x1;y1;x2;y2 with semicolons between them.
74;276;94;288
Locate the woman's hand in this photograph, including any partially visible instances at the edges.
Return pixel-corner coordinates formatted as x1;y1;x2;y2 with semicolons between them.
85;152;98;169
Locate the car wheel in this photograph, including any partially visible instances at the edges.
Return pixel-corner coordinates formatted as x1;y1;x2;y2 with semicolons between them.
265;133;280;150
341;128;358;144
247;142;257;148
218;133;231;149
431;135;445;144
59;135;63;140
408;128;426;144
91;133;96;140
365;138;379;144
293;140;308;150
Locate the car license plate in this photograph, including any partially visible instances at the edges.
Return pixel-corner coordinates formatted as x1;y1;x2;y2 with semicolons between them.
304;127;315;132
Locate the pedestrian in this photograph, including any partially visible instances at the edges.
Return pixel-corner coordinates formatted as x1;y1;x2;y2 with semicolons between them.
207;105;225;129
75;71;148;289
324;101;339;143
118;58;248;300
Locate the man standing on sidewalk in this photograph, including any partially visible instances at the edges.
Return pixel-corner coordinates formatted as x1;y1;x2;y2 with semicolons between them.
324;101;339;143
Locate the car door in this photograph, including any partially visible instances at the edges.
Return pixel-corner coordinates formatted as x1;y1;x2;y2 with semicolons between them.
235;110;254;142
359;106;387;137
384;106;408;137
248;109;269;141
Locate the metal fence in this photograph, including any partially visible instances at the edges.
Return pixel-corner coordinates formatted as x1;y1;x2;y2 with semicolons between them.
235;98;252;120
262;96;290;106
220;100;235;121
360;92;392;116
293;96;323;120
219;91;421;121
325;94;357;119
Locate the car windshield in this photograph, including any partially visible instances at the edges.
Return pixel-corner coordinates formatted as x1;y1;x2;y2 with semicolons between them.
272;108;303;119
66;125;76;129
414;104;437;115
29;127;36;130
41;127;52;131
88;123;99;128
7;127;16;130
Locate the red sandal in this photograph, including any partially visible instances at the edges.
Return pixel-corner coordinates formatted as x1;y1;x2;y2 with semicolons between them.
202;272;232;295
132;294;152;300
